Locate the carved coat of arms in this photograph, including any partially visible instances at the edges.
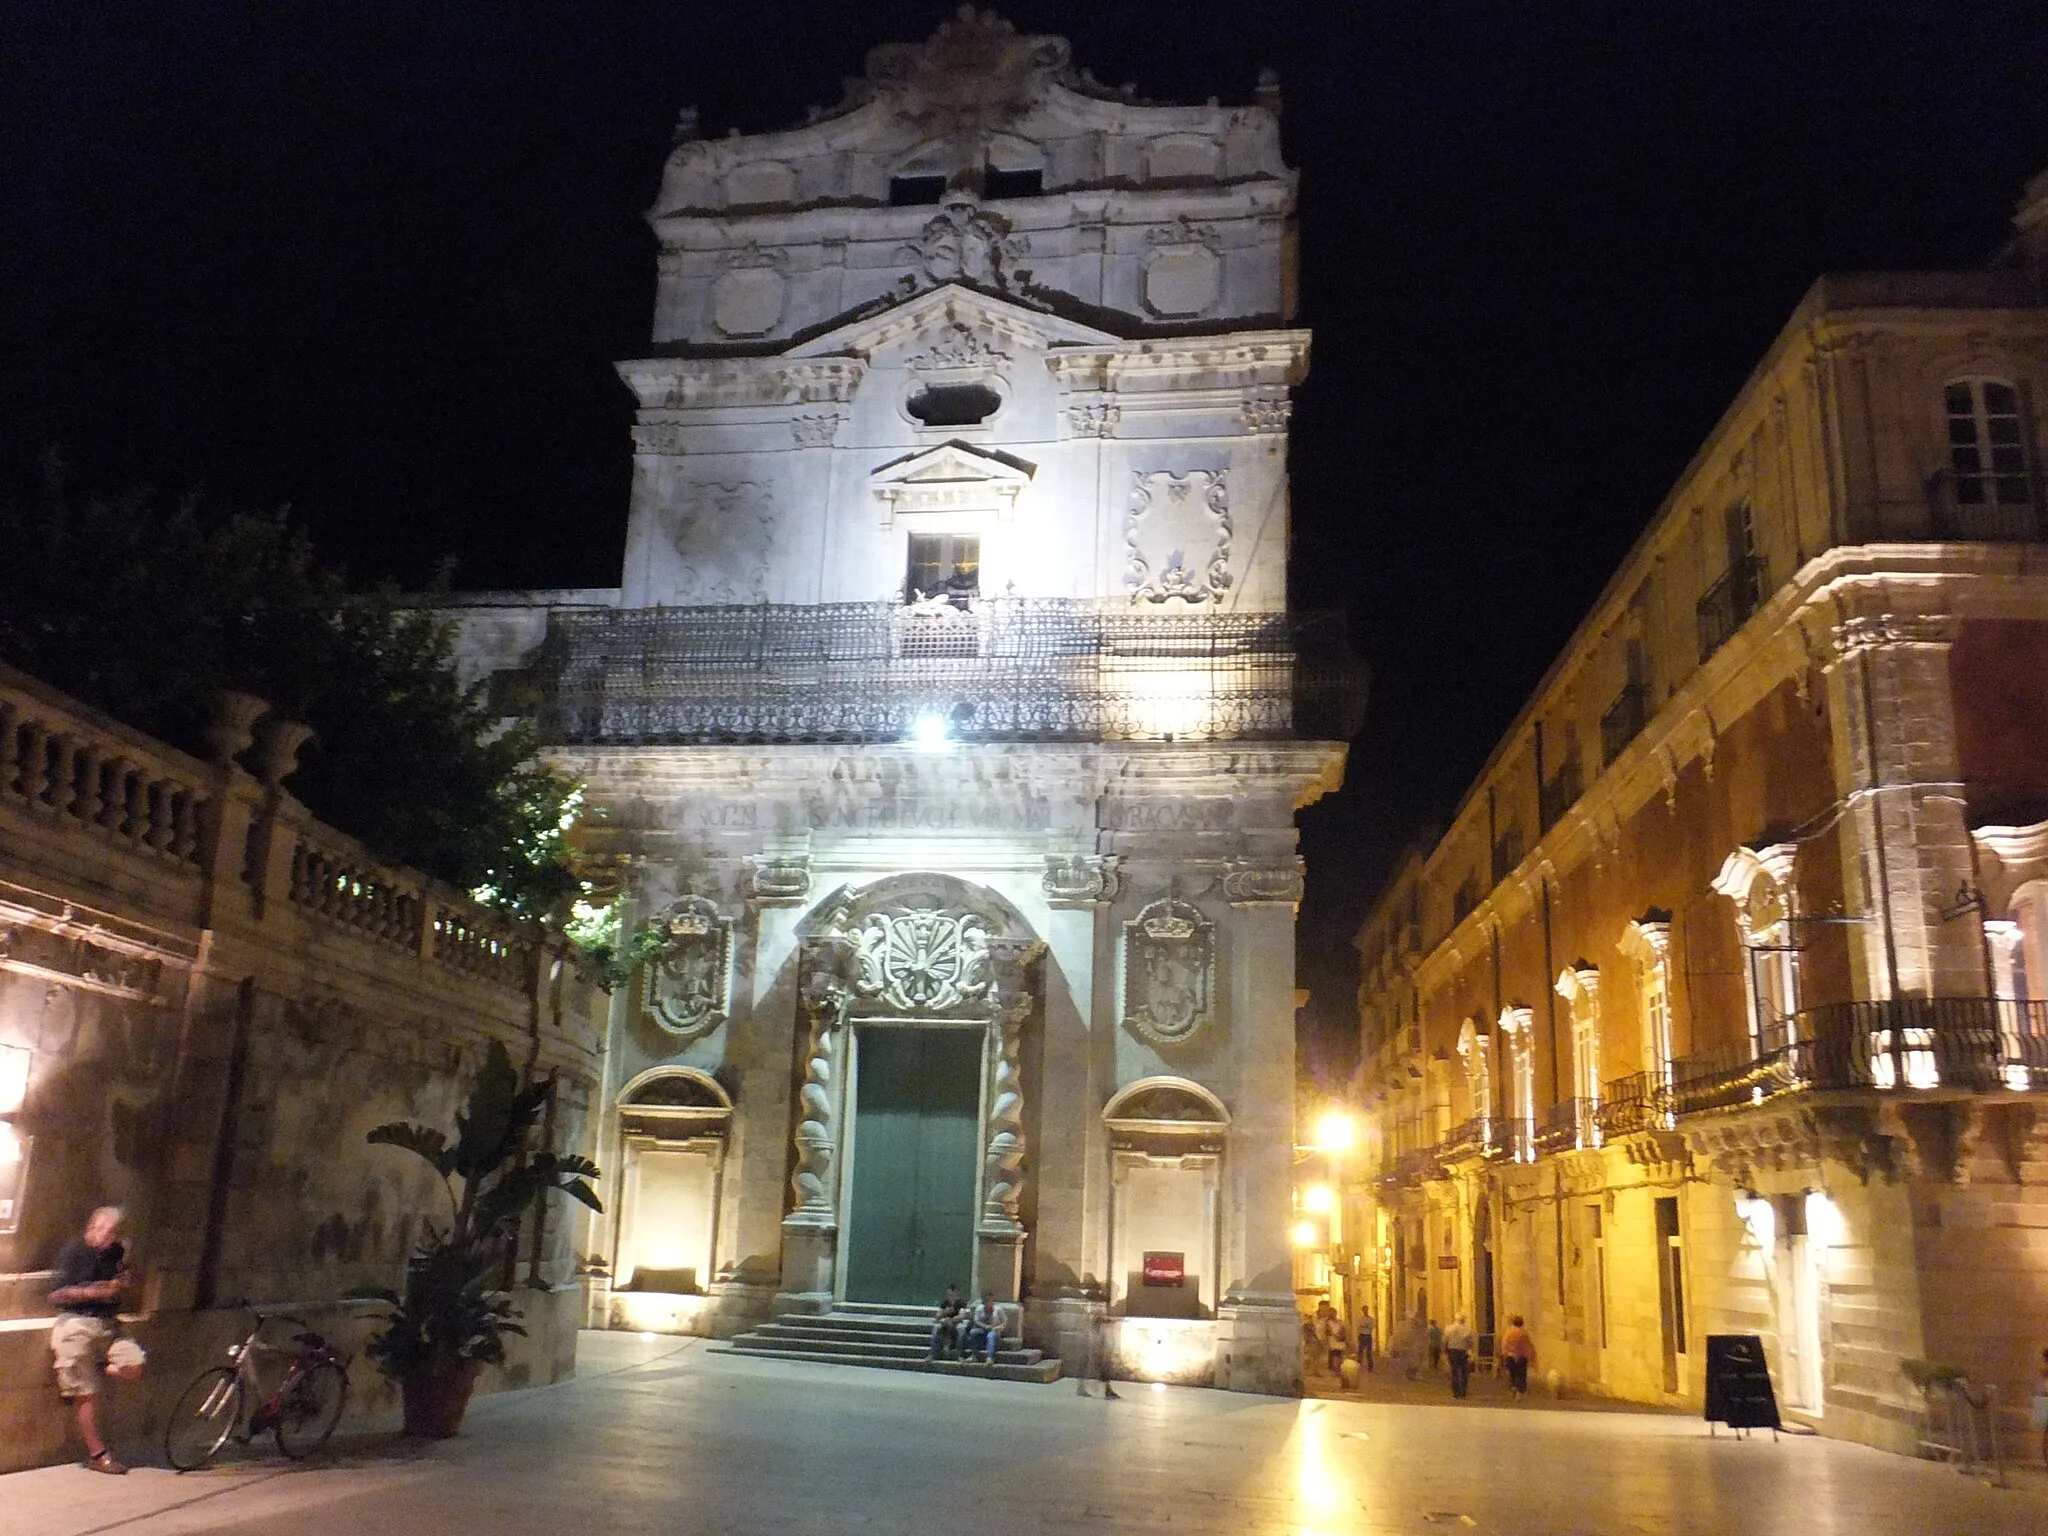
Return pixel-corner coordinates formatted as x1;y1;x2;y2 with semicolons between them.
645;896;732;1038
1122;900;1215;1045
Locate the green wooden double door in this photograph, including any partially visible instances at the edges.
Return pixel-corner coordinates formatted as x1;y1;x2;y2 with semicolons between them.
842;1025;984;1306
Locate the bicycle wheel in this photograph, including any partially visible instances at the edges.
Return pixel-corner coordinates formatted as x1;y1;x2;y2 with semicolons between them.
165;1366;243;1471
273;1358;348;1459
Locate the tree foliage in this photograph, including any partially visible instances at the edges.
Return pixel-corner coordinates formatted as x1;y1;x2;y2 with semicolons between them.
0;460;578;918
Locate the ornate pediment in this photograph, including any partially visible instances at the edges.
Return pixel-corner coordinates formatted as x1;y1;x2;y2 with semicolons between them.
870;440;1036;526
851;906;995;1012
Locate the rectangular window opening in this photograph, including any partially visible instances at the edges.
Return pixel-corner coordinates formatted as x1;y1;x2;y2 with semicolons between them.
906;534;980;608
889;173;947;207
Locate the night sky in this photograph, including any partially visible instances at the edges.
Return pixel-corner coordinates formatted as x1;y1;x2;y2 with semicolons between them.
7;2;2046;1074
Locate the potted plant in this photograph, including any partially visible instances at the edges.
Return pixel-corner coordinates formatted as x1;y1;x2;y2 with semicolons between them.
350;1040;601;1437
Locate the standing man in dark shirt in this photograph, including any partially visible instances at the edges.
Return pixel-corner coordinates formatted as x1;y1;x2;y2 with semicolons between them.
48;1206;133;1473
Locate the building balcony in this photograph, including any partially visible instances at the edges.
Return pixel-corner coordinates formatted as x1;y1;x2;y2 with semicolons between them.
1923;470;2044;543
1666;998;2048;1113
512;599;1368;747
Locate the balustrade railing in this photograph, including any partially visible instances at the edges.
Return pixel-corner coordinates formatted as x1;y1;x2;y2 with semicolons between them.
0;691;209;866
520;599;1367;746
1695;556;1764;662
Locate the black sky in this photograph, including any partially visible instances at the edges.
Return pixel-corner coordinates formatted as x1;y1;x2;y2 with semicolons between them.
6;1;2046;1075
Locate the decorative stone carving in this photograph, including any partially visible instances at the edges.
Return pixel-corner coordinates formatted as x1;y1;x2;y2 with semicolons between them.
1222;858;1304;907
1142;219;1223;317
744;853;811;905
1828;612;1963;661
1126;469;1232;603
1042;853;1120;907
662;481;775;604
902;202;1029;294
1122;899;1216;1046
852;908;994;1012
790;411;843;447
710;247;789;337
864;9;1070;132
789;940;855;1222
1240;389;1291;434
1066;399;1120;437
905;320;1013;371
644;896;732;1039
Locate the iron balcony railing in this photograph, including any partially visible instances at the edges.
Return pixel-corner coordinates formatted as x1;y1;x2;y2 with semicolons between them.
516;599;1368;747
1599;681;1648;765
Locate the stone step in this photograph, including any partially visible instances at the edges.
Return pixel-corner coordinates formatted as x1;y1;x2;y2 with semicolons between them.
735;1330;1043;1366
755;1318;1023;1350
709;1343;1061;1385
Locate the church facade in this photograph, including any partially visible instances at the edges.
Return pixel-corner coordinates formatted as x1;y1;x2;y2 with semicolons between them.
448;12;1356;1393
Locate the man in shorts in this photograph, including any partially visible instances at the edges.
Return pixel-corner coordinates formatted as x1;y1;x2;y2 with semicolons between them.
49;1206;133;1473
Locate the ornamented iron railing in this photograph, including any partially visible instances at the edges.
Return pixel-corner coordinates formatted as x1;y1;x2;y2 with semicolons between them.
518;600;1367;746
1695;556;1764;663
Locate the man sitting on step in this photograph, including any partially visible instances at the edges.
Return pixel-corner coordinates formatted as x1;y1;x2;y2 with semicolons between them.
962;1289;1004;1366
927;1284;966;1360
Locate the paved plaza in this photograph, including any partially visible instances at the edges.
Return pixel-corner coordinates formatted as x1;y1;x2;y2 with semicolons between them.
8;1333;2040;1536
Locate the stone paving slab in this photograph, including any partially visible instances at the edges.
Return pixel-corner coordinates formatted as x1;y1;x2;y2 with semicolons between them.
2;1331;2040;1536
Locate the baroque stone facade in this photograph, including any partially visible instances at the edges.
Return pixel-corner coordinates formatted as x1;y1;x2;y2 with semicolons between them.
445;14;1351;1393
1347;169;2048;1453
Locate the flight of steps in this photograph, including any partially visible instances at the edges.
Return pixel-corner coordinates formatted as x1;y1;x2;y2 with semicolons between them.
713;1302;1061;1383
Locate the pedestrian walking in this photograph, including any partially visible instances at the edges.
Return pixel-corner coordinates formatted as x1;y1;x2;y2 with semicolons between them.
1443;1315;1475;1398
1499;1314;1536;1398
2032;1345;2048;1468
1426;1318;1444;1372
1356;1308;1376;1372
1077;1308;1121;1400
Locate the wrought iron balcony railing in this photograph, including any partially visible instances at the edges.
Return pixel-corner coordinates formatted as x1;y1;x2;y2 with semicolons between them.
1599;680;1649;766
514;599;1368;747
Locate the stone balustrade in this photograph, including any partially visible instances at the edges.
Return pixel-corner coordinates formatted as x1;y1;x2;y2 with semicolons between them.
0;661;545;1000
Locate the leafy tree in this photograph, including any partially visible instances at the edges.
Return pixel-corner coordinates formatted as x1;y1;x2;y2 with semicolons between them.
0;458;578;918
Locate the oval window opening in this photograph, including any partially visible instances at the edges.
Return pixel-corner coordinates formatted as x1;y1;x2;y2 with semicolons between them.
906;382;1002;427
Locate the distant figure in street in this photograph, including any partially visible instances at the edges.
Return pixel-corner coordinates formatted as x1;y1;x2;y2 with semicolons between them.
1426;1318;1444;1372
1356;1308;1376;1372
1443;1315;1475;1398
1391;1313;1426;1380
1500;1314;1536;1398
927;1283;965;1360
962;1289;1004;1365
48;1206;135;1474
1326;1312;1348;1375
2032;1346;2048;1468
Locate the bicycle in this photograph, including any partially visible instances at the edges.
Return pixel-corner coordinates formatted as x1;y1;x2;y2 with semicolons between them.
163;1303;350;1471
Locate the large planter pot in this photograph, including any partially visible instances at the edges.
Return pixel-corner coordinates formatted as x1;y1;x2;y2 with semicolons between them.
401;1361;484;1438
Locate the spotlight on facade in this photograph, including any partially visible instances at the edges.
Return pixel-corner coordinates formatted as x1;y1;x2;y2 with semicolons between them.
1302;1182;1335;1214
909;711;953;751
1291;1219;1319;1249
1804;1189;1845;1248
0;1043;27;1117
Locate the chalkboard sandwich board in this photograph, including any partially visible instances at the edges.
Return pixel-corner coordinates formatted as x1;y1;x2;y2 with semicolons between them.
1704;1333;1781;1436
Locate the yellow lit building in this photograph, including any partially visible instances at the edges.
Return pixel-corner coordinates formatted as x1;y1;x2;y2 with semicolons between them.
1353;167;2048;1452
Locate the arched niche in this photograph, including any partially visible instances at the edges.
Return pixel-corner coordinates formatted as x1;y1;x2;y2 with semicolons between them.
1103;1076;1228;1322
613;1067;733;1296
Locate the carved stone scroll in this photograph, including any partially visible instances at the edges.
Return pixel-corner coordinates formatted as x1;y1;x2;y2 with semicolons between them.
1126;470;1231;604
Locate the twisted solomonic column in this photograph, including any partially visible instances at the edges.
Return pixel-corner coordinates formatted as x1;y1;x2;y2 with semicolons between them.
790;938;854;1224
980;940;1044;1232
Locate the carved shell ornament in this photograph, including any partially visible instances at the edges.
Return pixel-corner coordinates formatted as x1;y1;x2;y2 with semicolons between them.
852;908;994;1012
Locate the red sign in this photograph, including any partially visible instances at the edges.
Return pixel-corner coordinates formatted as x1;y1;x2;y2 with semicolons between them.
1436;1255;1459;1270
1142;1251;1186;1286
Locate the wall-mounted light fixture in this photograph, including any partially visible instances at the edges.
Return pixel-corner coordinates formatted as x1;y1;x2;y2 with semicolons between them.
0;1042;31;1237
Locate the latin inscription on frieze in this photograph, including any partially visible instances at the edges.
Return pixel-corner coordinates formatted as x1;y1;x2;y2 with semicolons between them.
1104;800;1235;832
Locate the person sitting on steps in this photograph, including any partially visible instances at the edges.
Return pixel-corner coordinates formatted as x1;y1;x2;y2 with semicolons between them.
962;1289;1004;1366
927;1283;966;1360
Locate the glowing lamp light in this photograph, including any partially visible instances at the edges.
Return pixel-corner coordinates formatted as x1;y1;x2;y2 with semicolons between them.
1313;1111;1356;1154
0;1044;27;1118
1735;1191;1776;1250
1302;1183;1335;1214
910;711;952;751
1805;1189;1845;1248
1291;1220;1320;1249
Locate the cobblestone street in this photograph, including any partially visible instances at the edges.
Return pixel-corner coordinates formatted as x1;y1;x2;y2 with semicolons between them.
6;1333;2040;1536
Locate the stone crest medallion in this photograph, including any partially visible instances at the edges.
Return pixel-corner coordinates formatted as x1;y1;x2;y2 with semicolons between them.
645;896;732;1039
1122;899;1216;1045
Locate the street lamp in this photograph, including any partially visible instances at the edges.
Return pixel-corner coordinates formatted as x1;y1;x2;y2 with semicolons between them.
1311;1109;1359;1337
